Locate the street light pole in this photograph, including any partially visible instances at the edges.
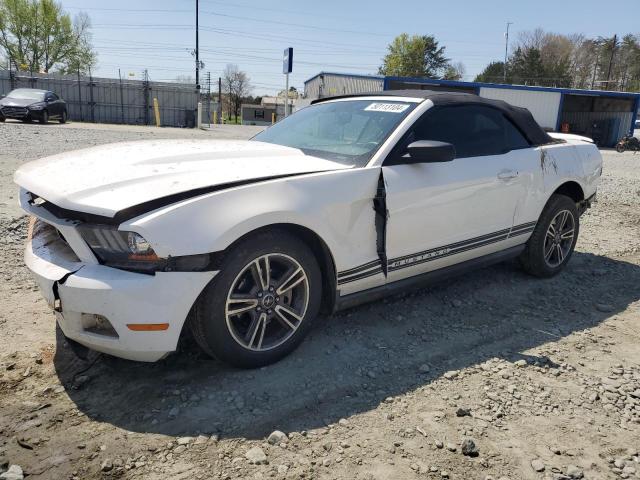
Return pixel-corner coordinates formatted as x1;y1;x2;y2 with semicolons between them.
503;22;513;83
195;0;200;90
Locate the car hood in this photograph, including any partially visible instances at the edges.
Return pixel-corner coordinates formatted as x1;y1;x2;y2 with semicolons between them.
14;139;351;218
0;97;38;107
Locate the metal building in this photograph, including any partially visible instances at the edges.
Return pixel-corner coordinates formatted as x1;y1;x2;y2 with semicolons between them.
304;72;640;147
304;72;383;99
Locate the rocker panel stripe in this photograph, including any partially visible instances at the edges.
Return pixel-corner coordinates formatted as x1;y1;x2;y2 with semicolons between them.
337;221;537;285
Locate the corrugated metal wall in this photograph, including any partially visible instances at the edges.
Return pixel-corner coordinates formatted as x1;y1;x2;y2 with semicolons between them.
304;74;383;99
562;111;633;147
479;87;561;130
0;70;198;127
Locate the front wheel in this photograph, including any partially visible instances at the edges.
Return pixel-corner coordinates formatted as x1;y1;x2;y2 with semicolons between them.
190;230;322;368
616;143;626;153
39;110;49;124
519;194;579;278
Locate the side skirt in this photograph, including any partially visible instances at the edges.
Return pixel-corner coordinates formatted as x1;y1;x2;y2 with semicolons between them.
334;245;525;312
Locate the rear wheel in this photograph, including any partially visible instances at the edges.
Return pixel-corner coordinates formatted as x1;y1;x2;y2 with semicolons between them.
59;110;67;124
190;230;322;368
519;194;579;278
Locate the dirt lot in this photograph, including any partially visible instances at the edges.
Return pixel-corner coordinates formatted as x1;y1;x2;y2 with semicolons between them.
0;121;639;480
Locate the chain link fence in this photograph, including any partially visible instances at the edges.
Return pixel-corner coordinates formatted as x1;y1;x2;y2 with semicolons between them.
0;69;199;128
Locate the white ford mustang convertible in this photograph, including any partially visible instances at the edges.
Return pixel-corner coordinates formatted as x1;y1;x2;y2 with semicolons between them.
14;91;602;367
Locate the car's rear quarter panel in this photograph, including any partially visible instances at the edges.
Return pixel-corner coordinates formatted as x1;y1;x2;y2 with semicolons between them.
515;141;601;228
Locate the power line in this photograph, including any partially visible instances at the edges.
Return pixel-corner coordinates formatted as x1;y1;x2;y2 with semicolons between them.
73;5;503;46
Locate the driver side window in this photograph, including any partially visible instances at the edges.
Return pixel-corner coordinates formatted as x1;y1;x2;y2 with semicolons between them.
389;104;531;162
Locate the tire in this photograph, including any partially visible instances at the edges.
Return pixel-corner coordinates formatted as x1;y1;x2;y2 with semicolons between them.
519;194;579;278
616;144;626;153
59;110;67;124
39;110;49;124
190;229;322;368
0;116;5;123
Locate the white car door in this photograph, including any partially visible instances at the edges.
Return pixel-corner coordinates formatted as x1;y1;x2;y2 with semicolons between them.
382;104;538;283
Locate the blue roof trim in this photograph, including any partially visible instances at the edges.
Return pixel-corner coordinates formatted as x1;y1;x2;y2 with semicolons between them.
384;75;640;99
304;71;385;85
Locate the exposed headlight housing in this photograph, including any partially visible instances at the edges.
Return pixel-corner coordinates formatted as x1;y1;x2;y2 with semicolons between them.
128;232;153;256
28;103;46;111
79;226;164;273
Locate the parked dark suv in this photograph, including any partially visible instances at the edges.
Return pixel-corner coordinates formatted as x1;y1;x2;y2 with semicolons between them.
0;88;67;124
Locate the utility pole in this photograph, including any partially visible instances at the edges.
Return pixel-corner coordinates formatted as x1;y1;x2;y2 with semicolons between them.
605;34;617;90
590;51;600;90
218;76;222;124
205;71;211;125
195;0;200;90
503;22;513;83
118;68;125;124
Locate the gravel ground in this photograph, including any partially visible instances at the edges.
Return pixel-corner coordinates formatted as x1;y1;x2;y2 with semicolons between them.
0;121;639;480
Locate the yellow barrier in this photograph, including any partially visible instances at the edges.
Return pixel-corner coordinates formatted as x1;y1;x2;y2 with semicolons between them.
153;98;161;127
272;112;276;125
213;110;217;124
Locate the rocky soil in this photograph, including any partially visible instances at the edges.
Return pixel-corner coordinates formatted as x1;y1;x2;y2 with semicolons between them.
0;121;639;480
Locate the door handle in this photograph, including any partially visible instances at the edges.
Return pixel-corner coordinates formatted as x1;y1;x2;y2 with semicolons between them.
498;170;518;180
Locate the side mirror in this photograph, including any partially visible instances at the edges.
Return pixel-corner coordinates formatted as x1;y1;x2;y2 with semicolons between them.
406;140;456;163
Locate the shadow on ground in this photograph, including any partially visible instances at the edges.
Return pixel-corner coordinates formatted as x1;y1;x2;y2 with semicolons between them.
54;251;640;440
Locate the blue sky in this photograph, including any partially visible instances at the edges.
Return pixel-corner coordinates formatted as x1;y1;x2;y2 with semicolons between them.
59;0;639;95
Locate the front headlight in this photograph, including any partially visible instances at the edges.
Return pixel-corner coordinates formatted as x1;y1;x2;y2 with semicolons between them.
79;226;164;273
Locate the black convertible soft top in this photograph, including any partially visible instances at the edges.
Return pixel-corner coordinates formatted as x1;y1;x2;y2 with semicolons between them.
312;89;554;146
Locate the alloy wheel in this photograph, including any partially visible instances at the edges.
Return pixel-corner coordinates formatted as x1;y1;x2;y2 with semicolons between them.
543;209;575;268
225;253;309;352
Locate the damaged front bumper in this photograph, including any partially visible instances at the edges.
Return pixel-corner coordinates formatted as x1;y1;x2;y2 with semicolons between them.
23;194;216;362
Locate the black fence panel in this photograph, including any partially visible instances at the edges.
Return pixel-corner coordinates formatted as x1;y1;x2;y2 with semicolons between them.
0;69;199;128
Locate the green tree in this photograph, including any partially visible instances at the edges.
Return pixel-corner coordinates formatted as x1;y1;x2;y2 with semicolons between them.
476;29;640;91
509;46;571;87
0;0;96;73
442;61;465;81
617;34;640;91
474;61;507;83
277;86;299;99
379;33;451;78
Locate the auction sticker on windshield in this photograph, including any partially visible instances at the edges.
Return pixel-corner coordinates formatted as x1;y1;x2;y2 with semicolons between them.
364;103;410;113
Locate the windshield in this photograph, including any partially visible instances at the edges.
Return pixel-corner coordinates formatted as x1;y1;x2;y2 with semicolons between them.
7;89;46;101
252;99;418;166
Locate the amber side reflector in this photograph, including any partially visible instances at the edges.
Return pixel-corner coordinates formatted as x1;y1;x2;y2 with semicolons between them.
126;323;169;331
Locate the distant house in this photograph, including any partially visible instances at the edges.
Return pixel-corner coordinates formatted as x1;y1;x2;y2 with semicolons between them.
241;103;278;126
241;96;311;126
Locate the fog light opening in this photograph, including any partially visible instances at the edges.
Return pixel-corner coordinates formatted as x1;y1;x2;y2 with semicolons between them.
81;314;119;338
